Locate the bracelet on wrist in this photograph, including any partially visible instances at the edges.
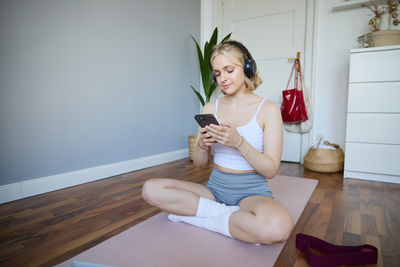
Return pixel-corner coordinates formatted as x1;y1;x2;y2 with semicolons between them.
236;136;244;149
237;138;251;157
241;146;251;158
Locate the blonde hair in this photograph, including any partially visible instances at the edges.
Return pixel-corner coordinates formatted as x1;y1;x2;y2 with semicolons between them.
210;39;263;91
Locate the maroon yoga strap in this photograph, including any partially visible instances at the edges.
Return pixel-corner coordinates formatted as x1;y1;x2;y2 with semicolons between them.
296;233;378;267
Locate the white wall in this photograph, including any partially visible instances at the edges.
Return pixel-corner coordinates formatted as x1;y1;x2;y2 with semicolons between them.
0;0;201;203
203;0;374;156
312;1;371;148
0;0;200;186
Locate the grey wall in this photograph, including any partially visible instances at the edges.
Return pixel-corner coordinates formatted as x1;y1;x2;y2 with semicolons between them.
0;0;200;186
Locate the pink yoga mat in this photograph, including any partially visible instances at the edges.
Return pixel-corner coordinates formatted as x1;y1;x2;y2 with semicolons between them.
57;175;318;267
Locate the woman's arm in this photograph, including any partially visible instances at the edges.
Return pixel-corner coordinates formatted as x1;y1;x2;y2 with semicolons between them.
192;127;211;167
206;101;283;178
238;102;283;178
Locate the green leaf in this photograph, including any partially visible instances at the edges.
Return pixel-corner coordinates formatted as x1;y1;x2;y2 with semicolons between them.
209;28;218;46
203;41;209;57
204;39;214;65
190;35;204;74
200;41;212;95
190;86;205;106
221;33;232;43
191;35;210;97
204;29;218;65
206;82;217;103
203;45;214;98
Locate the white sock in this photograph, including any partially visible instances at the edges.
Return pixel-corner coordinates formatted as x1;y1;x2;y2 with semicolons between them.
168;211;234;237
196;197;240;217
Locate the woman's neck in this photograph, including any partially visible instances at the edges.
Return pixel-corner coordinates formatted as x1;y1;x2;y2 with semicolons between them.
224;88;254;105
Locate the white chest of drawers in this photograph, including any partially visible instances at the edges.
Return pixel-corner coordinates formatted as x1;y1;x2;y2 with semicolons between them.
344;45;400;183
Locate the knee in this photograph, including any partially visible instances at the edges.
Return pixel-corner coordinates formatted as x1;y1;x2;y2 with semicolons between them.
141;179;163;205
257;215;294;244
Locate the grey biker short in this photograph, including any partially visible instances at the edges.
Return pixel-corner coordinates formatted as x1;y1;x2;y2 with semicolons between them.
206;168;273;206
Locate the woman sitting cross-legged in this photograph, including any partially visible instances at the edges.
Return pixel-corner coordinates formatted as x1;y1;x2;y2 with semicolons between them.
141;40;293;244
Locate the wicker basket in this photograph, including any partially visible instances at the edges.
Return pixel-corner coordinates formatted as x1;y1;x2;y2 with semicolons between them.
188;135;197;161
304;140;344;173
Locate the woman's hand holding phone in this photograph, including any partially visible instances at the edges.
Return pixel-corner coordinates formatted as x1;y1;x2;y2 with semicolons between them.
194;114;241;149
195;114;219;149
194;114;241;148
198;124;217;149
205;122;242;148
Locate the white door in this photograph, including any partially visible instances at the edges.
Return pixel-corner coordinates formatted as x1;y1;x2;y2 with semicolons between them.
220;0;307;162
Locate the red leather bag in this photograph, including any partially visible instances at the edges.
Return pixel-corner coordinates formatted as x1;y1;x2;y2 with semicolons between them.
281;59;308;123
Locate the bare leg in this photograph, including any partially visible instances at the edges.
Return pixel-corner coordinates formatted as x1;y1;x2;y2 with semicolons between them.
141;178;215;216
229;196;294;244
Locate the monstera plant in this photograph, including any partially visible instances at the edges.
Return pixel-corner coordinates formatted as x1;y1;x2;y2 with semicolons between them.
190;27;231;106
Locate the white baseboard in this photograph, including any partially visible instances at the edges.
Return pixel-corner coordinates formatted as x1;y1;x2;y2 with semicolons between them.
344;170;400;184
0;149;188;204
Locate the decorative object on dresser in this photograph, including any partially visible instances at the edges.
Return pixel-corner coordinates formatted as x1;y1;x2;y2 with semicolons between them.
344;45;400;183
371;29;400;46
363;0;400;46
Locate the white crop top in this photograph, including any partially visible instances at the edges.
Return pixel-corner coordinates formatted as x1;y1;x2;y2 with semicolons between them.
212;98;267;170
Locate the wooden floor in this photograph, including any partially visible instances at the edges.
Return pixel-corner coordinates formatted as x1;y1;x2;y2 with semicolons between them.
0;159;399;267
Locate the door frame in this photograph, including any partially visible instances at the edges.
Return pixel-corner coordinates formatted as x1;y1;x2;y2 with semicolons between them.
200;0;319;163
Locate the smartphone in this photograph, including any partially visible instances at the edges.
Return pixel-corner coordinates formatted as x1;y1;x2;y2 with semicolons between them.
194;114;220;128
